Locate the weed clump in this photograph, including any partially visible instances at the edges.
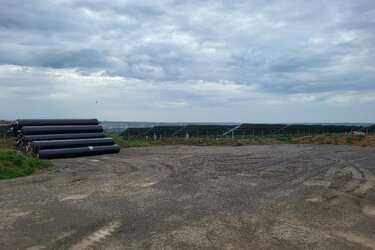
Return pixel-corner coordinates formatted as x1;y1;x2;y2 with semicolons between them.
0;150;52;179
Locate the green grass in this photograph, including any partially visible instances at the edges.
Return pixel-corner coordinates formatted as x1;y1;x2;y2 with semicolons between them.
110;135;287;147
111;133;375;148
126;139;155;147
106;133;155;147
266;135;296;143
0;150;52;179
346;136;353;144
0;137;15;150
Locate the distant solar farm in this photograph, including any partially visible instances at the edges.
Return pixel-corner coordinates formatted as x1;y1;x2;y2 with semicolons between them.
120;123;375;139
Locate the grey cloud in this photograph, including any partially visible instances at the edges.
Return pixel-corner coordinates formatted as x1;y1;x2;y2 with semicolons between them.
37;49;114;69
0;0;374;121
0;48;114;69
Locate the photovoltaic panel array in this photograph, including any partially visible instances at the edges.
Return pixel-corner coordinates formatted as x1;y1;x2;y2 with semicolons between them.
143;126;185;137
231;124;287;136
121;125;238;138
278;124;364;135
360;124;375;133
173;125;237;137
231;124;367;136
120;127;153;138
120;123;375;138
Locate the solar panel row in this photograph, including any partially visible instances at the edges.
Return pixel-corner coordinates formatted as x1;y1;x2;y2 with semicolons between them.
174;125;237;137
144;126;185;137
361;124;375;133
233;124;366;136
121;127;152;138
121;125;238;138
120;123;374;138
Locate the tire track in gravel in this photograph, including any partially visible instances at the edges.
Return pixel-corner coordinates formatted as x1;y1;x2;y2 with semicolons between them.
69;221;121;250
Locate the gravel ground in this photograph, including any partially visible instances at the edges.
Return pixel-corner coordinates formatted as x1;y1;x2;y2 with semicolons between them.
0;144;374;249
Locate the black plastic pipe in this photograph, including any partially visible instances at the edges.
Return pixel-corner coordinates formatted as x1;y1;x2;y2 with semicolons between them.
30;138;115;152
37;145;120;159
21;133;105;142
14;118;98;129
21;125;103;135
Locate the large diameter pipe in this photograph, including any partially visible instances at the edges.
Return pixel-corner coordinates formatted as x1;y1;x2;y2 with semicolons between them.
37;145;120;159
14;119;98;130
21;133;105;142
21;125;103;135
30;138;115;152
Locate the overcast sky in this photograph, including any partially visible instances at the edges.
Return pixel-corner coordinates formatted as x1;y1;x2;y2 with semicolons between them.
0;0;374;122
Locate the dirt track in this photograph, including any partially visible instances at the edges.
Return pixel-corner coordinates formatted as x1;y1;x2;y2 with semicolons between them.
0;145;375;249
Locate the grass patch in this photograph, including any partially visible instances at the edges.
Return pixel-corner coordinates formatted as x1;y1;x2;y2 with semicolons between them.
112;136;284;147
346;136;353;144
107;133;157;147
126;139;155;147
0;137;16;150
0;149;52;179
111;133;375;148
268;135;296;143
106;133;131;148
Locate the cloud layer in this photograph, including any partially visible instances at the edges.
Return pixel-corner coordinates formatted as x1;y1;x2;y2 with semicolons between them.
0;0;374;122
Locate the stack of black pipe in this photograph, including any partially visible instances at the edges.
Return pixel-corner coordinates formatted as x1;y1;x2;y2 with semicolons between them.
12;119;120;159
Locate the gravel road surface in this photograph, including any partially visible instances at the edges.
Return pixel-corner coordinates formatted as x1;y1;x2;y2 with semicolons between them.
0;145;374;249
